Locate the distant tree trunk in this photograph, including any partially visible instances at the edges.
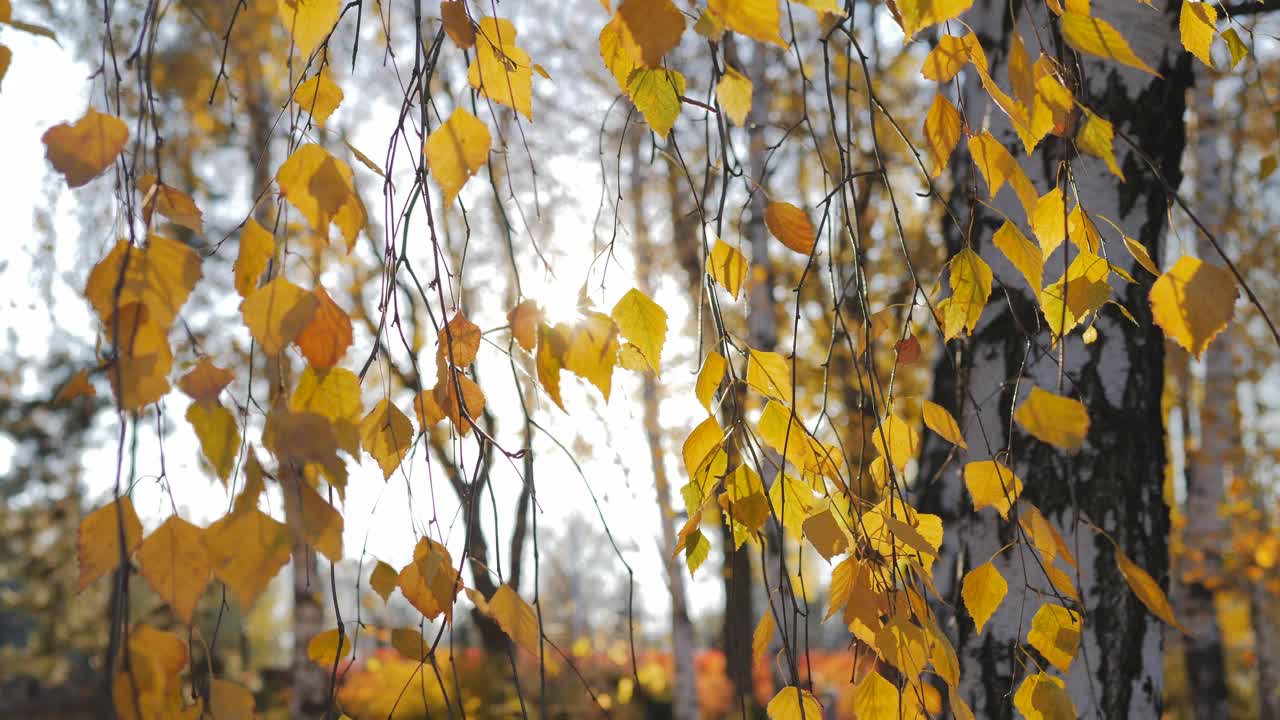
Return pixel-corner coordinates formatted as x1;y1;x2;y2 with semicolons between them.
629;130;699;720
1179;75;1230;720
916;2;1191;717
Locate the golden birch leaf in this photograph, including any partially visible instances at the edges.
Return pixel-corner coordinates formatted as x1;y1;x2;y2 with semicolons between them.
103;304;173;411
426;108;491;206
767;686;824;720
137;515;211;625
55;369;96;403
758;401;816;470
924;93;962;178
1014;672;1077;720
707;237;748;299
467;17;534;119
1115;548;1186;632
694;351;727;413
78;496;143;590
682;415;726;486
752;610;775;660
295;286;353;370
1031;188;1067;258
440;0;475;48
360;399;414;479
285;479;343;562
1061;11;1159;75
968;131;1036;213
616;0;686;67
1067;205;1102;253
0;44;10;89
187;401;239;482
234;219;275;298
42;108;128;188
1040;249;1112;337
240;276;319;356
391;627;429;660
765;201;816;255
922;399;966;448
290;366;362;455
85;235;203;332
306;627;352;666
398;537;461;621
208;679;256;719
600;15;640;91
747;347;793;402
434;372;486;434
1221;27;1247;69
684;528;711;575
565;311;620;400
1020;503;1076;567
962;562;1007;634
1077;109;1124;180
803;507;848;561
507;300;541;352
1014;386;1090;450
490;585;541;655
709;0;785;47
293;72;344;124
692;8;726;40
436;311;483;369
942;247;992;339
922;33;987;81
137;175;204;234
963;460;1023;519
276;143;367;252
896;0;974;38
413;389;445;428
627;67;685;138
177;358;234;407
851;671;903;718
871;413;919;472
536;322;569;410
369;560;399;602
1124;235;1160;276
716;65;753;126
206;508;292;609
993;220;1043;292
1150;255;1237;360
611;288;668;373
1008;31;1035;106
1027;603;1081;672
277;0;340;58
1180;1;1217;68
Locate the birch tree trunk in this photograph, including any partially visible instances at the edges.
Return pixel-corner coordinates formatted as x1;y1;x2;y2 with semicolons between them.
915;1;1192;717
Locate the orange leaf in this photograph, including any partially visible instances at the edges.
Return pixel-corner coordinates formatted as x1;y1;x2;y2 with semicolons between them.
296;286;353;369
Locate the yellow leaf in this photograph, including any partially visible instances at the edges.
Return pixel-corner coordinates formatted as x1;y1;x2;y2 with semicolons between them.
1123;235;1160;276
440;0;475;49
241;276;319;356
1180;1;1217;68
942;247;992;339
716;65;753;126
85;234;202;332
508;300;541;352
963;460;1023;519
426;108;491;206
437;311;483;369
684;528;711;575
922;33;986;82
360;399;414;479
1150;255;1237;360
391;627;429;660
369;560;399;602
1221;27;1247;69
187;401;240;482
968;131;1036;214
627;67;685;138
709;0;785;47
765;201;816;255
766;686;824;720
55;369;96;403
434;372;486;434
1030;188;1067;258
42;108;128;188
1020;503;1076;568
137;515;210;626
993;220;1043;292
278;0;340;58
759;401;816;470
78;496;143;590
1067;205;1101;253
616;0;686;67
0;44;9;89
306;627;352;666
961;561;1006;634
112;624;188;720
1115;548;1186;632
769;473;815;542
752;610;775;660
296;286;353;369
489;585;541;655
399;537;461;621
1014;672;1077;720
1027;603;1081;672
1061;11;1159;75
851;671;905;718
536;322;569;410
871;413;919;472
1077;109;1124;180
922;399;966;448
209;679;256;719
276;143;367;252
234;219;275;298
707;236;749;299
924;93;961;178
896;0;974;38
468;17;534;120
206;508;292;608
101;304;173;410
413;388;445;428
747;347;793;402
137;175;204;234
600;15;640;91
177;358;234;407
1008;31;1035;107
695;351;726;413
803;507;848;560
1040;249;1111;337
284;476;344;562
294;72;344;123
1014;386;1090;450
611;288;668;373
564;311;619;400
290;366;362;455
682;416;727;488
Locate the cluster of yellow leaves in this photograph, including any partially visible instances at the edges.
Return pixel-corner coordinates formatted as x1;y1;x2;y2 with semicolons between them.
109;623;256;719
